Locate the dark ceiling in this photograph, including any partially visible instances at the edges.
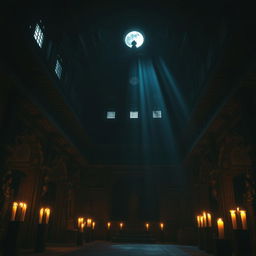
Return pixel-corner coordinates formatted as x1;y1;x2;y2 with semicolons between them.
4;1;256;165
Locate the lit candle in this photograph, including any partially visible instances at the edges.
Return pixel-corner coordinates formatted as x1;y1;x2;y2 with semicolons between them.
197;216;201;228
217;218;224;239
203;212;207;227
45;208;50;224
20;203;27;221
207;213;212;227
78;217;84;231
230;210;237;229
87;218;92;228
145;223;149;231
39;208;44;224
240;210;247;230
92;222;95;230
200;216;204;227
107;222;111;230
120;222;123;230
11;202;18;221
81;222;85;232
160;222;164;231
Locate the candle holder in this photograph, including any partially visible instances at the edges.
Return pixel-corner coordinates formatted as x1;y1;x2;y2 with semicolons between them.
214;238;232;256
35;223;49;252
35;207;51;252
2;202;27;256
2;221;22;256
106;222;111;241
77;230;84;246
198;228;204;250
232;229;252;256
200;227;207;251
205;227;214;253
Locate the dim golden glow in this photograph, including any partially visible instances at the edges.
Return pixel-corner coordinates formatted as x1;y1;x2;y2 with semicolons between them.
87;218;92;228
196;216;201;228
11;202;18;221
217;218;224;239
203;212;207;227
240;210;247;230
11;201;27;222
78;217;84;231
40;208;51;224
120;222;123;229
160;222;164;231
230;210;237;229
207;213;212;227
107;222;111;229
45;208;50;224
200;216;204;227
92;221;95;230
145;223;149;231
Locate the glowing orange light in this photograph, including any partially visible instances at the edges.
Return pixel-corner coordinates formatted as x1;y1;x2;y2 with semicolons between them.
207;213;212;227
230;210;237;229
87;218;92;228
107;222;111;229
11;202;27;222
39;208;51;224
160;222;164;231
217;218;224;239
240;210;247;230
11;202;18;221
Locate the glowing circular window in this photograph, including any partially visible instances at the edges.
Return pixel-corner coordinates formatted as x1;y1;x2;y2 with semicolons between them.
125;31;144;48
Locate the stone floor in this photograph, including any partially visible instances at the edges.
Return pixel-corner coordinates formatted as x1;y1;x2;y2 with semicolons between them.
20;241;211;256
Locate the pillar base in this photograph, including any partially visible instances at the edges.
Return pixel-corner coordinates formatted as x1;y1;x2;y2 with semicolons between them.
232;229;252;256
214;239;232;256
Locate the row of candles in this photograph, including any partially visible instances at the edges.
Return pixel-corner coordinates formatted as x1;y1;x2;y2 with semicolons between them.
11;201;51;224
77;218;96;232
77;218;165;232
196;207;248;239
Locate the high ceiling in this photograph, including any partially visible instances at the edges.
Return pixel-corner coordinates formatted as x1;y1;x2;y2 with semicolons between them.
5;1;256;165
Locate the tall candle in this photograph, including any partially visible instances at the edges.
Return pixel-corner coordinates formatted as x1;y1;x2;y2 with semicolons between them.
45;208;50;224
230;210;237;229
87;218;92;228
160;223;164;231
78;217;84;231
197;216;201;228
107;222;111;229
240;210;247;230
11;202;18;221
39;208;44;224
200;216;204;227
146;223;149;231
217;218;224;239
92;222;95;230
203;212;207;227
207;213;212;227
20;203;27;221
120;222;123;230
81;222;85;232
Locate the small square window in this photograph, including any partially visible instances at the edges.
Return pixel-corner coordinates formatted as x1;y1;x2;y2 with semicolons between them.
130;111;138;119
55;59;62;79
153;110;162;118
107;111;116;119
33;24;44;48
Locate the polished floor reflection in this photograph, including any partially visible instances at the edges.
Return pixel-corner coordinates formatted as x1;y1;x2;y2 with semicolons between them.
64;242;209;256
